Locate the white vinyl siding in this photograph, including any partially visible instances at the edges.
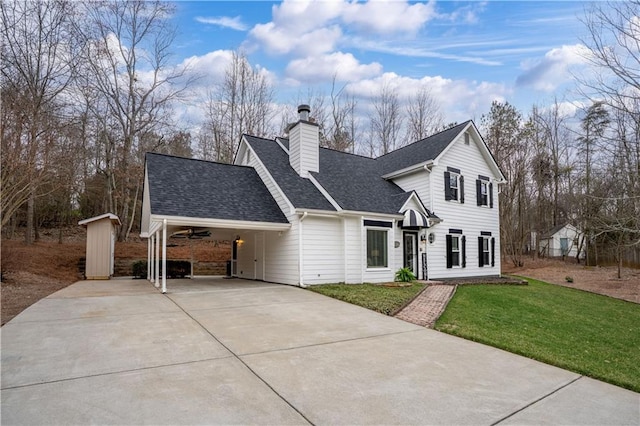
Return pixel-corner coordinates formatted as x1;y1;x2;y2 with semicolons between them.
263;218;299;285
301;216;344;285
289;122;319;177
426;130;501;279
344;217;363;283
393;172;432;211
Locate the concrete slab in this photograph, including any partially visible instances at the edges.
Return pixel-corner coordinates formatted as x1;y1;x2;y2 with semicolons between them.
9;293;180;323
164;278;282;294
188;298;422;355
501;376;640;425
1;358;308;425
49;279;157;298
1;312;231;388
168;283;325;311
241;330;582;425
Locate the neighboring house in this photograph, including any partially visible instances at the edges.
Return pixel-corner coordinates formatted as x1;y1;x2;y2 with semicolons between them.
141;105;506;291
539;223;583;258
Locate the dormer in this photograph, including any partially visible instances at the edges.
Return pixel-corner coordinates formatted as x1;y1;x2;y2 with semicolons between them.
289;104;319;178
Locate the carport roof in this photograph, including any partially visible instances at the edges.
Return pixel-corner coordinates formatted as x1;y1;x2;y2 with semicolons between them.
146;153;288;224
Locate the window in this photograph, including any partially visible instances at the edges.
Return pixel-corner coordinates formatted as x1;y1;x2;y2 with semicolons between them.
444;167;464;203
367;229;388;268
450;173;459;200
478;233;495;267
446;231;466;269
476;176;493;207
451;236;460;267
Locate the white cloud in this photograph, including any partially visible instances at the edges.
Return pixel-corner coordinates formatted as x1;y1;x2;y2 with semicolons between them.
516;44;589;91
248;22;342;56
286;52;382;83
342;0;436;34
346;72;508;123
247;0;437;57
195;16;247;31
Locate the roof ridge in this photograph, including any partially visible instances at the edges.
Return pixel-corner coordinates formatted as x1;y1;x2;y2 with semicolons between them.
376;120;471;160
319;146;375;160
146;152;254;169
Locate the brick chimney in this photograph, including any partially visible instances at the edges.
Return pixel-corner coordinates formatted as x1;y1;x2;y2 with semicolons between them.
289;104;319;178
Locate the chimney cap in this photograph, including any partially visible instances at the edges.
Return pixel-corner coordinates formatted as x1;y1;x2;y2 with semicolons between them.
298;104;311;113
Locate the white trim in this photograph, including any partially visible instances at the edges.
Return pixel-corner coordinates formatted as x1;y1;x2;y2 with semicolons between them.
382;160;434;180
343;218;348;283
149;214;291;231
78;213;121;226
299;212;308;287
275;137;289;154
308;174;343;211
243;139;296;214
154;230;160;288
398;192;430;217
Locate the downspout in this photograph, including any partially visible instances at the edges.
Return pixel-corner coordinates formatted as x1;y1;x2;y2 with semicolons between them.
343;218;348;283
147;238;151;280
424;163;434;213
299;211;308;287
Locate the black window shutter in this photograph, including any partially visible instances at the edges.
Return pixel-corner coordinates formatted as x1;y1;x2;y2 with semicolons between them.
489;182;494;208
444;171;451;201
491;237;495;267
460;176;465;203
446;235;452;268
478;236;484;267
476;180;482;206
462;235;466;267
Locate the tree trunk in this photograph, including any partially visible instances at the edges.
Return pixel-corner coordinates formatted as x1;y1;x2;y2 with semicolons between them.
25;188;34;245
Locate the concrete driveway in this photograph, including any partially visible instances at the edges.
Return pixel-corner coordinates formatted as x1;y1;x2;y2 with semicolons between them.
2;278;638;425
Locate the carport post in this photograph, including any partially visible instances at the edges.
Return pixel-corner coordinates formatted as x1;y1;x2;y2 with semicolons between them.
161;219;167;294
147;237;151;280
150;234;155;282
155;230;160;288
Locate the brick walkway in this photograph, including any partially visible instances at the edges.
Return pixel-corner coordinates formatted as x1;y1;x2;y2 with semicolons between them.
395;284;456;328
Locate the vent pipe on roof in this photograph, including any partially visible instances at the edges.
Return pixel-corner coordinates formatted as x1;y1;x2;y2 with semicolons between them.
298;104;310;121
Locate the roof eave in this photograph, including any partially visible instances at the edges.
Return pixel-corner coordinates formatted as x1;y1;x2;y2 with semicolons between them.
381;160;434;180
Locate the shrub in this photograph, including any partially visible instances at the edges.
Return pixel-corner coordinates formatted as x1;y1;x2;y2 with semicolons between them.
132;260;147;279
395;267;416;282
132;260;191;279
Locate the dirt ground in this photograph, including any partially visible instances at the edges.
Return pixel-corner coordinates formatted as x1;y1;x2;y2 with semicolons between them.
1;229;231;325
504;257;640;304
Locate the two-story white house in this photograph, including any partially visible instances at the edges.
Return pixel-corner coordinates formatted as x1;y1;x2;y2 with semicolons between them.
141;105;506;291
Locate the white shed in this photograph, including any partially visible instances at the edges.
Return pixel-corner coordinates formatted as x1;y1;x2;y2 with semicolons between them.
539;223;582;258
78;213;121;280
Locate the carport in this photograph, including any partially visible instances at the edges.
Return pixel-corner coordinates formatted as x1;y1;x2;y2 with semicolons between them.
141;218;290;293
140;153;291;294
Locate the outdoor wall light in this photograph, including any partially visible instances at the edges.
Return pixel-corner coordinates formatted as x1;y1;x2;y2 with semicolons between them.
420;235;427;242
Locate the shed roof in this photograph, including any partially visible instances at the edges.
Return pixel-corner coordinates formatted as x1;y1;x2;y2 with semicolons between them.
78;213;121;226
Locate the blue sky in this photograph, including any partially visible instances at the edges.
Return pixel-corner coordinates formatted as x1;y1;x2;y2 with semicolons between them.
167;1;593;129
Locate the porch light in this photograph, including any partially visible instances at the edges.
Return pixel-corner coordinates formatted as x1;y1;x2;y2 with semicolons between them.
420;234;427;242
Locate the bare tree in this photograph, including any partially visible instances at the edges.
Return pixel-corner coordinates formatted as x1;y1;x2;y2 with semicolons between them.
0;0;79;242
77;0;190;240
482;101;530;266
405;87;443;142
200;51;274;163
369;83;403;156
579;1;640;271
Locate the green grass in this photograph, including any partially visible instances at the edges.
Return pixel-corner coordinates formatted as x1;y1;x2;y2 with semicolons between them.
436;278;640;392
308;282;426;315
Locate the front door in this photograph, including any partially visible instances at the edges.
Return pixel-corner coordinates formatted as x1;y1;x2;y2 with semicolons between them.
403;232;418;276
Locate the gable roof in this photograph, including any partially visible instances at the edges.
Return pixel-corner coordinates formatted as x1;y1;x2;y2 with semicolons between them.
145;153;288;224
244;135;336;211
377;121;471;175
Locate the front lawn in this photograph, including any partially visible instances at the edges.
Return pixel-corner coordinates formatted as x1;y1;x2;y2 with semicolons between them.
436;278;640;392
308;282;426;315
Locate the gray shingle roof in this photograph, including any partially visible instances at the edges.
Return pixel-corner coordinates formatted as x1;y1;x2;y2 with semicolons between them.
377;121;470;175
312;148;412;214
244;135;336;211
146;153;288;223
